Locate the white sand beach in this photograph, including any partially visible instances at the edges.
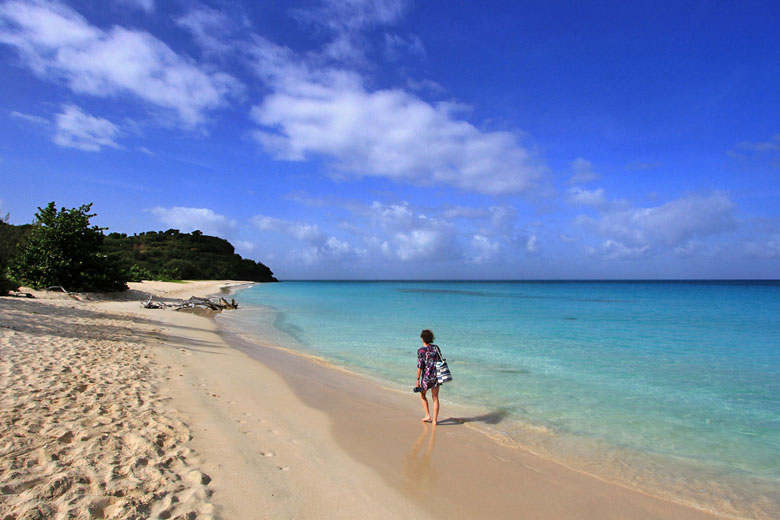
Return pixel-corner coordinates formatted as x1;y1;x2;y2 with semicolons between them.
0;281;734;519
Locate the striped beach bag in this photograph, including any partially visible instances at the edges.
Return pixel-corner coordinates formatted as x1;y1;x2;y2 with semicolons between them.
434;345;453;384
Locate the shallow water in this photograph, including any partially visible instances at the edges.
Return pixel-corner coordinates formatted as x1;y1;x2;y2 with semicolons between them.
220;281;780;519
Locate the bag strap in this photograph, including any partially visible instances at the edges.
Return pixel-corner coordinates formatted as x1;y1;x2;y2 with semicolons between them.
433;344;444;362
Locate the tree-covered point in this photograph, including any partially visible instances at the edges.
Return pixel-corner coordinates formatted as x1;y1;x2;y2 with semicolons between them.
103;229;278;283
9;202;127;292
1;203;277;294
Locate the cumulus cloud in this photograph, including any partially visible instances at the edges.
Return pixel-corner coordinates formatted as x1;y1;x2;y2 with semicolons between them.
54;104;120;151
367;201;459;261
292;0;408;63
567;187;607;207
745;235;780;258
176;6;239;56
489;205;517;231
252;214;356;264
248;38;545;195
576;192;737;259
468;234;500;263
568;158;599;184
600;240;650;260
250;195;548;270
0;0;237;127
148;206;236;236
252;215;324;242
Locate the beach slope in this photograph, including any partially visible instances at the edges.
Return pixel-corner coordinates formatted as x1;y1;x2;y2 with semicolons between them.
0;281;731;519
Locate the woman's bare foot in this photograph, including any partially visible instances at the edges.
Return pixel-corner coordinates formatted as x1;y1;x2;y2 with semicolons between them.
422;417;432;423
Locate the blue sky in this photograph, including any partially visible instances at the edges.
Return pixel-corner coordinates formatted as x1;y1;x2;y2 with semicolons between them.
1;0;779;279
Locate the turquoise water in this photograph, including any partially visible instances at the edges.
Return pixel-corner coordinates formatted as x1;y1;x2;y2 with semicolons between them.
220;281;780;518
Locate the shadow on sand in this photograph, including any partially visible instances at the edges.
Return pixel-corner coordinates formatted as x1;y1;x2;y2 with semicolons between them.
436;409;508;426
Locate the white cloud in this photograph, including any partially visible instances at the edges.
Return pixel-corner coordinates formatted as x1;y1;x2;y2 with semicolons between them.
567;186;607;206
577;192;737;259
442;206;489;220
325;236;351;255
252;214;356;264
54;104;120;151
568;157;599;184
248;38;545;195
469;234;499;263
384;32;425;61
405;78;446;95
10;110;49;126
289;0;409;64
526;234;539;253
600;240;650;260
148;206;236;236
392;228;445;261
234;240;255;255
294;0;407;35
367;201;459;261
176;6;236;56
252;215;324;242
116;0;154;13
0;0;237;127
489;205;517;231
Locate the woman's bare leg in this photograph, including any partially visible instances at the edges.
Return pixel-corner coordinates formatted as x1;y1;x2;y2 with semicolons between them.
431;386;440;425
419;389;432;422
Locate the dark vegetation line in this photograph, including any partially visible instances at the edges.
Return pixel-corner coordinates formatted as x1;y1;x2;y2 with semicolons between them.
1;202;277;294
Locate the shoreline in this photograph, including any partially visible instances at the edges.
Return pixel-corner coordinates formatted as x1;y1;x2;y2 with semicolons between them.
213;302;735;520
217;287;778;520
0;281;743;518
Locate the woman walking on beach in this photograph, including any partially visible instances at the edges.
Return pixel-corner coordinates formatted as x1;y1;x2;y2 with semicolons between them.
416;329;441;425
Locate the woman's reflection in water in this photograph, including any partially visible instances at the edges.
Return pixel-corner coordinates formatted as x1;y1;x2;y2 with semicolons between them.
403;423;437;495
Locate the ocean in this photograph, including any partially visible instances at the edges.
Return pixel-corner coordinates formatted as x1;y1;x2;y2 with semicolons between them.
219;280;780;519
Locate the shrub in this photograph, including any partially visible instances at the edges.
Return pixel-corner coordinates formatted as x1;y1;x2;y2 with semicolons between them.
127;264;154;282
9;202;128;292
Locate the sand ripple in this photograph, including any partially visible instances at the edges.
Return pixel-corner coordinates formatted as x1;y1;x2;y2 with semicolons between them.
0;299;213;520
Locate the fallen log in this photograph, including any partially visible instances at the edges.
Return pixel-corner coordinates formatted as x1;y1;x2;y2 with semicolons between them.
141;295;167;309
141;295;239;312
46;285;83;301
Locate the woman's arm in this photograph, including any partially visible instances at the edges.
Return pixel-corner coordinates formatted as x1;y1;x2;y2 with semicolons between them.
416;367;421;385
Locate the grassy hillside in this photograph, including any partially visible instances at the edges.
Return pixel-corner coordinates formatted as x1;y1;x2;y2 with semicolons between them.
2;222;277;285
103;229;278;282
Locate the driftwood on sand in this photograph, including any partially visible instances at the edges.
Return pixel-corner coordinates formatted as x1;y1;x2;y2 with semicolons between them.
141;295;239;312
46;285;83;301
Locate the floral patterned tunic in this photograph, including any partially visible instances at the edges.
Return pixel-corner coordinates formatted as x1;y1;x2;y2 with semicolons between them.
417;343;440;390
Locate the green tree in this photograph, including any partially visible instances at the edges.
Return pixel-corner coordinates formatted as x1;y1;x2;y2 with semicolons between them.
9;202;128;292
0;213;23;293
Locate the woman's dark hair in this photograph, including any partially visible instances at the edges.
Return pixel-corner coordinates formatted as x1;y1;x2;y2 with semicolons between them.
420;329;434;344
